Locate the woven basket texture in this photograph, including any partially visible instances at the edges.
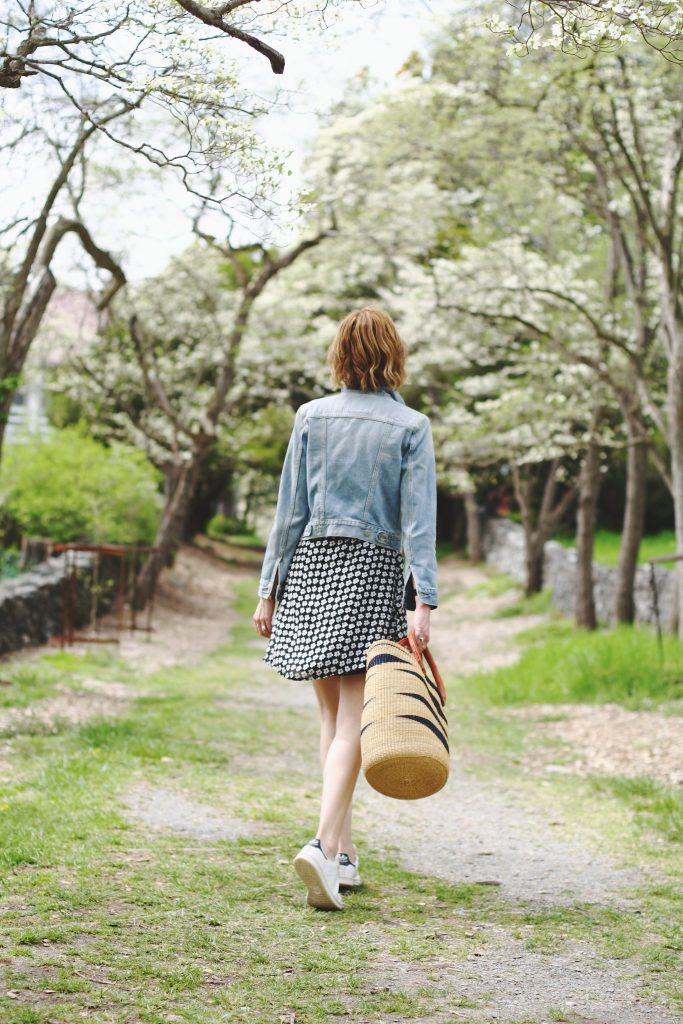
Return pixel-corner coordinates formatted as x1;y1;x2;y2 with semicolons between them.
361;639;449;800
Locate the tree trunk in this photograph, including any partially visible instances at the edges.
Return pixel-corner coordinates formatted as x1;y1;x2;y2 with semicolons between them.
525;530;545;595
615;419;648;624
135;450;207;608
667;348;683;638
464;491;482;563
512;460;577;597
0;392;11;455
575;426;602;629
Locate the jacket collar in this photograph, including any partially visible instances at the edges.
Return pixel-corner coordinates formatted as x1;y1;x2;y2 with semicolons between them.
340;386;405;405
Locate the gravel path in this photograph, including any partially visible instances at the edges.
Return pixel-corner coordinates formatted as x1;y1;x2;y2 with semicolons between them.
4;548;680;1022
243;556;681;1024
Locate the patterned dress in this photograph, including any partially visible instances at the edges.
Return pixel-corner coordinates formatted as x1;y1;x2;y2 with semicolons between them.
264;537;408;681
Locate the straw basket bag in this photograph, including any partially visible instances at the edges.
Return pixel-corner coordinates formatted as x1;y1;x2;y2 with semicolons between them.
361;631;449;800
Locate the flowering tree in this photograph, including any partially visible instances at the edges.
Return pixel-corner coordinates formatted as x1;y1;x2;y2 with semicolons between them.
0;0;364;89
62;223;329;602
266;19;677;624
0;0;365;465
493;0;683;65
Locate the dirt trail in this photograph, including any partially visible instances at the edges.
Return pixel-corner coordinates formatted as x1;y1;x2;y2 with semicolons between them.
245;556;680;1024
4;548;680;1022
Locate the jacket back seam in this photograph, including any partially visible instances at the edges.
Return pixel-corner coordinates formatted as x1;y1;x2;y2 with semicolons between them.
304;411;420;430
362;420;391;519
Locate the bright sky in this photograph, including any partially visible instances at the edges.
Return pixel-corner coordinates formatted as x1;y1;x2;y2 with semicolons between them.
94;0;456;281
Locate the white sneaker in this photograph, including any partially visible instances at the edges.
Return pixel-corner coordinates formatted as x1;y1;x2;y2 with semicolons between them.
293;839;343;910
336;852;362;890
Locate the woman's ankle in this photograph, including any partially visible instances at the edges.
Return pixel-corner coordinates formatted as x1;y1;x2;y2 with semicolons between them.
315;835;337;861
338;842;357;862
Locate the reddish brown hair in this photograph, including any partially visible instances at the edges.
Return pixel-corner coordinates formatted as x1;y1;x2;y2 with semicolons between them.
327;307;407;392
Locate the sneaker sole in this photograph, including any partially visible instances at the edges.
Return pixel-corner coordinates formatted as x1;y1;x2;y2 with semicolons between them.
293;854;343;910
338;878;362;891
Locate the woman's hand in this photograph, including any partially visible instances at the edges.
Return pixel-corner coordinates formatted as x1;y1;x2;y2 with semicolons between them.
413;599;431;650
253;597;275;639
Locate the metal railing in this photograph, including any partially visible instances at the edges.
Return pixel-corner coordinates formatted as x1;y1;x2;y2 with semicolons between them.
50;542;161;647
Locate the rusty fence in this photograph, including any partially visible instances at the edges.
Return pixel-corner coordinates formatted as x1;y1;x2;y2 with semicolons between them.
50;543;161;648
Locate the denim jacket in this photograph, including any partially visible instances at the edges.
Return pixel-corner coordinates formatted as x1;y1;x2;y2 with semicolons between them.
258;387;438;609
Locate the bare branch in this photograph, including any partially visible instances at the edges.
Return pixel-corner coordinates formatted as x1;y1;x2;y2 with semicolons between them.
172;0;285;73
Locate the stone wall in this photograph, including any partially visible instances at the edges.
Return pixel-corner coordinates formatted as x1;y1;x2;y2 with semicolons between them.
0;552;119;657
481;518;674;627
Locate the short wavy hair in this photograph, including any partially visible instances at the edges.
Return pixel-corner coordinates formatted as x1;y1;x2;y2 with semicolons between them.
327;307;407;392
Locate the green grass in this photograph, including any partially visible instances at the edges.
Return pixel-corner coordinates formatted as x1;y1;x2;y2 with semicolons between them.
219;531;263;548
0;575;682;1020
493;589;553;618
555;528;677;568
464;570;519;599
590;776;683;843
0;648;135;717
471;623;683;709
514;619;576;644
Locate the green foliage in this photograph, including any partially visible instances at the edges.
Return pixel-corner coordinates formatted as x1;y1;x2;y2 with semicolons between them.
0;426;161;544
0;547;20;579
473;625;683;709
555;529;678;568
206;514;251;539
0;375;21;424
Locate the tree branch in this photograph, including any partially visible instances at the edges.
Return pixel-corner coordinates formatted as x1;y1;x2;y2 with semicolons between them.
172;0;285;73
40;216;126;310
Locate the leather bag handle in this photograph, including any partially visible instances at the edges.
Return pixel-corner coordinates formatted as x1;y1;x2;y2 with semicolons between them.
399;630;447;707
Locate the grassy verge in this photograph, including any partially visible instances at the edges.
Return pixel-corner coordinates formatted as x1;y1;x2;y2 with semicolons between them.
470;623;683;710
0;579;681;1021
0;649;134;714
554;528;677;568
493;589;553;618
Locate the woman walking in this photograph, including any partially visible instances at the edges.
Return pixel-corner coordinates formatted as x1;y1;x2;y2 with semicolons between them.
252;307;438;910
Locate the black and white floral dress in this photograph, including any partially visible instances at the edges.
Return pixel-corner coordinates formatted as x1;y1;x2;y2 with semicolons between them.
264;537;408;681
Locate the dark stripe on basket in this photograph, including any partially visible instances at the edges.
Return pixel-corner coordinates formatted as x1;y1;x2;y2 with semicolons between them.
417;680;448;724
397;688;447;726
422;674;446;706
360;722;374;737
396;667;445;710
396;667;428;684
408;708;447;745
363;696;375;710
397;714;450;752
367;652;413;670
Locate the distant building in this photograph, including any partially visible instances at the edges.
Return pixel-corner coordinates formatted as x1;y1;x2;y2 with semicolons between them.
6;288;98;444
6;375;51;442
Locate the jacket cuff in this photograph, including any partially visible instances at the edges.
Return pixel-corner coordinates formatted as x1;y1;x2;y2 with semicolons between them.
416;589;438;609
258;575;277;599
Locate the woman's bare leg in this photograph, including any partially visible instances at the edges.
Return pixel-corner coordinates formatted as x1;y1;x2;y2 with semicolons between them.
312;678;356;859
313;677;339;769
315;673;365;859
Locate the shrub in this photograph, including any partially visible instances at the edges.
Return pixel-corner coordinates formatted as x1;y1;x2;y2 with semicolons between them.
0;426;161;544
206;514;251;539
0;548;20;578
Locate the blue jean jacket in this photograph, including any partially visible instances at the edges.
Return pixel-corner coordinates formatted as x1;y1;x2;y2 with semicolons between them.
258;387;438;609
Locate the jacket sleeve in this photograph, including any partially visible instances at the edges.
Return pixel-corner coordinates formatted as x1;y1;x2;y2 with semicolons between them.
400;415;438;610
258;407;310;599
